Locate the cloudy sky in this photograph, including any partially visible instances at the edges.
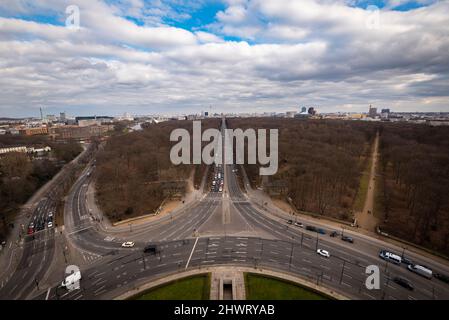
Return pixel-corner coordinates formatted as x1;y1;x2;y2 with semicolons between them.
0;0;448;117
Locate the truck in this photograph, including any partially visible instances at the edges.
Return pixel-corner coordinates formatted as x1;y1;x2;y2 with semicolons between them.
407;264;433;279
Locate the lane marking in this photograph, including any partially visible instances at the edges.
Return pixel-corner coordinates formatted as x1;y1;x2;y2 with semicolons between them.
185;237;199;269
45;288;51;300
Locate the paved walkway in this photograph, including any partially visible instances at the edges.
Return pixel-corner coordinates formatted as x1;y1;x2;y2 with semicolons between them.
210;267;246;300
355;131;380;232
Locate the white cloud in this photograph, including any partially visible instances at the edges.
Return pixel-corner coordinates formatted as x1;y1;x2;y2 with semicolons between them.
0;0;448;116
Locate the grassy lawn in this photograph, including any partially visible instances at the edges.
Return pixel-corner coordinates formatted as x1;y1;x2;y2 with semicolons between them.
245;273;329;300
133;274;211;300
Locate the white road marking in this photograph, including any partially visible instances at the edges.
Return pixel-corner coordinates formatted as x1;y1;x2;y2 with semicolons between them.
185;237;199;269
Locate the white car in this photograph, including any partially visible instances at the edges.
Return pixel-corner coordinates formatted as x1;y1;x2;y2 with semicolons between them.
317;249;330;258
294;222;304;228
47;221;53;228
121;241;135;248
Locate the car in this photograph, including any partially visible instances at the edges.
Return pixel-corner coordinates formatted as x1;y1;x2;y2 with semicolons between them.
27;228;34;235
47;221;53;228
434;273;449;284
407;264;433;279
287;220;293;225
306;226;317;232
379;250;402;265
316;249;330;258
121;241;135;248
317;228;326;235
294;222;304;228
341;236;354;243
393;277;414;291
330;231;338;237
144;244;158;254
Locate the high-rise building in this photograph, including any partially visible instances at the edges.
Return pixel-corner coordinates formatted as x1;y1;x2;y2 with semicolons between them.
368;105;377;118
381;109;390;119
60;112;66;121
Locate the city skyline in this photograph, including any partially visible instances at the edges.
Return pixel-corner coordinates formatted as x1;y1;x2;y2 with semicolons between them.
0;0;449;117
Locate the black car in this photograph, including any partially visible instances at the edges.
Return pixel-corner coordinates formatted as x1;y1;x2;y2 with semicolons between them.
143;245;158;254
330;231;338;237
287;220;293;225
306;226;317;232
434;273;449;284
341;236;354;243
393;277;414;291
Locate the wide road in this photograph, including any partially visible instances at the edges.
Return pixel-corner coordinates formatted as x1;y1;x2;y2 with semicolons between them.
2;119;449;300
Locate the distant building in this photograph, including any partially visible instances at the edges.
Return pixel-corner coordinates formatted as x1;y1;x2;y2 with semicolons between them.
19;127;48;136
75;116;114;125
0;146;27;154
46;114;56;122
368;105;377;118
285;111;297;118
78;119;102;127
381;109;390;119
0;146;51;155
60;112;66;121
49;125;112;140
308;107;316;115
294;107;311;118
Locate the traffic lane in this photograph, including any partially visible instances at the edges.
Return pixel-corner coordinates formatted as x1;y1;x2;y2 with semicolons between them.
227;202;449;301
248;193;449;277
34;236;431;300
0;229;55;299
40;239;196;300
237;202;449;298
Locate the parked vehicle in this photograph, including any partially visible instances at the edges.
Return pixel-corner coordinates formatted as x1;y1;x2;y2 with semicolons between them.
341;236;354;243
330;231;338;237
306;226;317;232
317;228;326;235
287;220;293;225
379;250;402;265
407;264;433;279
393;277;414;291
294;222;304;228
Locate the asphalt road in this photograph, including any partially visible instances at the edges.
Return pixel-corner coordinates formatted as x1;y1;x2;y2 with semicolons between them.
2;119;449;300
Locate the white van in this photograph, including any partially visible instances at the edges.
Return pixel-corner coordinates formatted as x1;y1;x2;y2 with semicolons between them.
379;250;402;265
61;271;82;289
407;264;433;279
